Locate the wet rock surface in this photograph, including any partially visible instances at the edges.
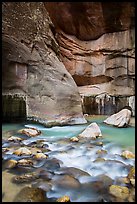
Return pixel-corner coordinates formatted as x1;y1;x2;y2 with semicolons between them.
2;2;86;126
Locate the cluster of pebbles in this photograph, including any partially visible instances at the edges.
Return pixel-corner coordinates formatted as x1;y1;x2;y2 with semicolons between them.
2;127;135;202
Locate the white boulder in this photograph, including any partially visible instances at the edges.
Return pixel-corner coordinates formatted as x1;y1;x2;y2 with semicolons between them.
104;108;131;127
78;122;102;139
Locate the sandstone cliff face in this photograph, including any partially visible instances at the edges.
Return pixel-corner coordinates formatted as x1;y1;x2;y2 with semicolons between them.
2;2;87;125
45;2;134;41
45;2;135;115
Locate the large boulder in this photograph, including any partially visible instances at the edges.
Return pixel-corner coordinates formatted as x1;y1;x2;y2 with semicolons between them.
78;122;102;139
2;2;87;126
104;108;131;127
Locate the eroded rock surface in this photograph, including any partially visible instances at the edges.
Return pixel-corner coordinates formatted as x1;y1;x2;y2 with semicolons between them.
45;2;135;116
2;2;86;126
104;108;131;127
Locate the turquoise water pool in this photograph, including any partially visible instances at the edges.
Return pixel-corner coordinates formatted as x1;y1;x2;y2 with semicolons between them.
2;115;135;152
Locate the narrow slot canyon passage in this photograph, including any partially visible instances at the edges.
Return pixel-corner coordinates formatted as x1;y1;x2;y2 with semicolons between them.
2;2;135;203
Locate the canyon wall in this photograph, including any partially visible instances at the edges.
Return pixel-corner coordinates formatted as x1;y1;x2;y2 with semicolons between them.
2;2;87;125
45;2;135;115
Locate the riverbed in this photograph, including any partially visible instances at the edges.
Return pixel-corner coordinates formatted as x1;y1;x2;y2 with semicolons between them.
2;115;135;202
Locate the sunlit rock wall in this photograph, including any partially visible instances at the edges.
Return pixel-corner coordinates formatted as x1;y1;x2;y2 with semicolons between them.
45;2;135;115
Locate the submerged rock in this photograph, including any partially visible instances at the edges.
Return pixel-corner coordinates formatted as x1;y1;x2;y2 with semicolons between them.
93;174;114;192
52;174;80;189
78;122;102;139
42;158;62;171
56;167;90;180
104;109;131;127
56;195;71;202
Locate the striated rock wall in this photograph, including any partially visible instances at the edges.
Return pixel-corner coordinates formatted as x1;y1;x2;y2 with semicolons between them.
45;2;134;41
2;2;87;126
45;2;135;115
56;29;135;89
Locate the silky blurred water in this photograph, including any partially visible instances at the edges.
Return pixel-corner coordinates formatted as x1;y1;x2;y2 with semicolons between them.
2;115;135;202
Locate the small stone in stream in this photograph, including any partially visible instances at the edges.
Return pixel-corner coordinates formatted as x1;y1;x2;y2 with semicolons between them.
43;158;62;171
96;149;107;155
8;136;23;142
94;141;103;146
18;128;41;137
17;159;34;166
12;172;39;183
109;185;129;200
56;195;71;202
93;158;106;163
13;147;32;156
34;153;48;159
70;137;79;142
31;142;49;149
6;159;18;168
121;150;135;159
2;148;10;153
